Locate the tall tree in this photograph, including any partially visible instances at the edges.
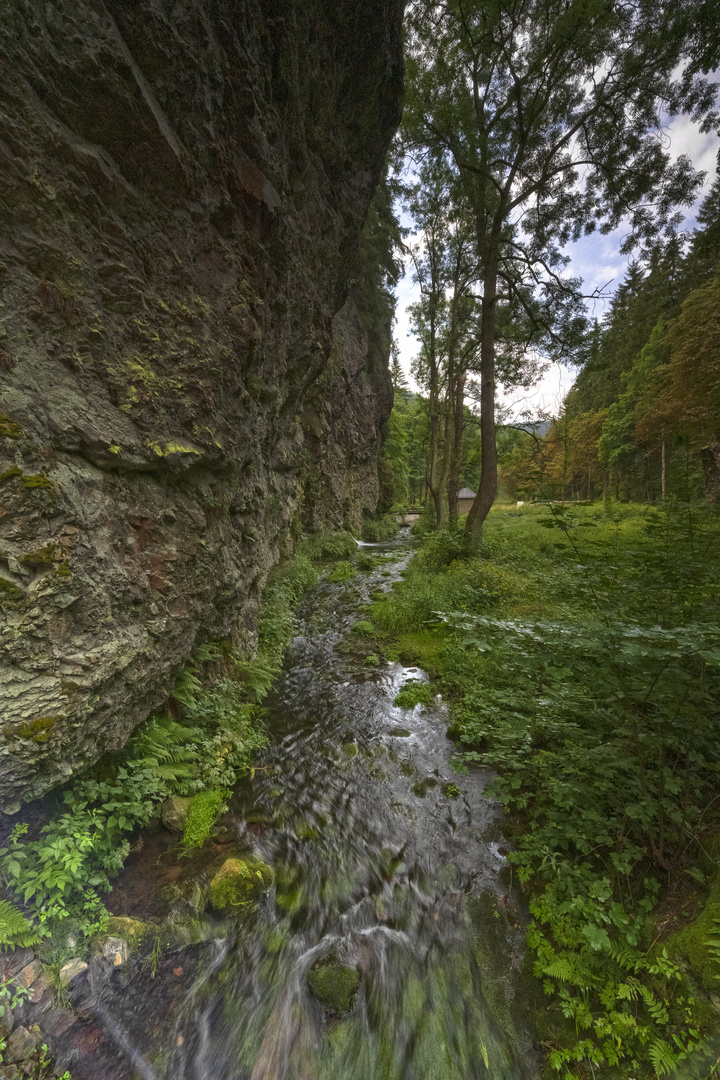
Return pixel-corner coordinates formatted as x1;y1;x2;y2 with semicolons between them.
404;0;717;542
406;159;481;526
406;159;453;525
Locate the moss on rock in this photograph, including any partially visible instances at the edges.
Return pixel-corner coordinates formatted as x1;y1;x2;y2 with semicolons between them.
0;415;22;438
19;544;57;567
663;872;720;991
208;855;273;913
307;958;361;1014
105;915;150;946
16;716;61;743
181;787;229;851
0;465;21;485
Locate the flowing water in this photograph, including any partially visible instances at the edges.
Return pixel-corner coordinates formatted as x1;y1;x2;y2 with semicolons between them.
63;532;538;1079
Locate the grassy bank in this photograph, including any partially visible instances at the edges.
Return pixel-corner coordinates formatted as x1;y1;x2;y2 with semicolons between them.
365;501;720;1079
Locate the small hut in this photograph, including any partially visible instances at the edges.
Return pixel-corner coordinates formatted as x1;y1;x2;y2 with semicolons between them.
457;487;476;515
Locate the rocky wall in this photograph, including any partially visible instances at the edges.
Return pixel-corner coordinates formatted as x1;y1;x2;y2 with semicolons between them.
0;0;403;808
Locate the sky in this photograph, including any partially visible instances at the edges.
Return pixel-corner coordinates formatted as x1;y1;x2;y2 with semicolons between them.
393;116;719;420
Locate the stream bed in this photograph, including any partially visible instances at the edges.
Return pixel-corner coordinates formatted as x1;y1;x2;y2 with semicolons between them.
58;532;539;1079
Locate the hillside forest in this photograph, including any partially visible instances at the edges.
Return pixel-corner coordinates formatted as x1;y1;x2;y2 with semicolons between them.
381;166;720;517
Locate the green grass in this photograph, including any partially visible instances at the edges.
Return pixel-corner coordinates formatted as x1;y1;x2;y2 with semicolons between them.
373;500;720;1079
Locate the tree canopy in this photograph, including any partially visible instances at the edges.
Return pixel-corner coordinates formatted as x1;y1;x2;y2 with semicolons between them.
402;0;718;537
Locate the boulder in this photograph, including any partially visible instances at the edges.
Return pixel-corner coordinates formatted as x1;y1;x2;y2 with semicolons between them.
101;937;128;967
3;1024;39;1064
161;796;193;833
58;958;87;988
105;916;150;944
208;856;273;913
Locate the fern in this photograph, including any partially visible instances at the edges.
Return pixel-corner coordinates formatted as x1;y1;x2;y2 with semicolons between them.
0;898;39;951
172;667;203;707
539;954;577;983
190;643;220;665
648;1038;678;1076
128;717;197;792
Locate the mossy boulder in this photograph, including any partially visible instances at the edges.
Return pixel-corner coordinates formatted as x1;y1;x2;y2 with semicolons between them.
664;871;720;991
91;916;150;959
105;916;151;948
308;958;361;1014
208;856;273;913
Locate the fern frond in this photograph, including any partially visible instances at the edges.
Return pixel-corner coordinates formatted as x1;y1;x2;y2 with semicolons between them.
0;898;40;951
539;955;577;982
648;1038;677;1076
615;978;640;1001
190;643;221;665
172;668;203;707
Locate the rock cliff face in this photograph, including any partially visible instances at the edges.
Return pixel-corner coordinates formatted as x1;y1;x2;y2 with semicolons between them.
0;0;403;808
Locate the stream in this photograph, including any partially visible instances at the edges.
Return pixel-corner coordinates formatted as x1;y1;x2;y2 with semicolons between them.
59;531;538;1079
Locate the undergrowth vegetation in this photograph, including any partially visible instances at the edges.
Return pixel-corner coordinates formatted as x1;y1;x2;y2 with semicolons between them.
0;550;320;954
369;501;720;1079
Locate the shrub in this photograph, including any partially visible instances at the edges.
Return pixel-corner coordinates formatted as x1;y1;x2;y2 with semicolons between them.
361;515;399;542
304;530;357;560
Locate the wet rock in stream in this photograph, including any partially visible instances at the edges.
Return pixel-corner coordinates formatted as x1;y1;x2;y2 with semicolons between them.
307;957;361;1016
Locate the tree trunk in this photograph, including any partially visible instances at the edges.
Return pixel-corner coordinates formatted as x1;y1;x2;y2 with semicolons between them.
447;371;466;526
661;431;666;500
425;294;446;528
701;437;720;503
465;258;497;544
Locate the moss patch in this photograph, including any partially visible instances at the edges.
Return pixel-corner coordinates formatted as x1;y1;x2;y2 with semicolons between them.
19;544;57;567
0;465;21;485
393;681;434;708
103;916;150;952
0;415;22;438
207;855;273;912
663;872;720;991
351;620;375;637
20;473;53;490
16;716;61;743
181;787;229;852
307;958;361;1014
